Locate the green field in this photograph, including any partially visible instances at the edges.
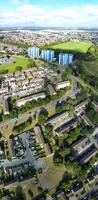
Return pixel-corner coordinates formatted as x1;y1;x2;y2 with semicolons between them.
50;41;93;53
0;56;31;73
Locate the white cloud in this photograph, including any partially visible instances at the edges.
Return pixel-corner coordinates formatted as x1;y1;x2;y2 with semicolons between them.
0;3;98;27
10;0;30;5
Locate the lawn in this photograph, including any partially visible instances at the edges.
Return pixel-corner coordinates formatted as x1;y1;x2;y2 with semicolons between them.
50;41;93;53
0;56;31;73
38;156;65;192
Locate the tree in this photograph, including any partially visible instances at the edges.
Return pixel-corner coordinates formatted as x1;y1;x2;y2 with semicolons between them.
53;152;63;165
8;97;13;112
27;59;36;68
0;69;9;74
15;66;22;72
67;127;81;144
0;132;2;139
57;69;60;74
27;63;32;68
12;117;32;133
15;186;26;200
44;77;51;87
38;108;48;125
28;190;33;198
55;103;63;113
45;124;53;137
38;187;43;192
65;161;81;177
0;140;5;151
0;76;4;84
60;172;74;191
0;115;2;122
60;147;70;158
27;116;32;124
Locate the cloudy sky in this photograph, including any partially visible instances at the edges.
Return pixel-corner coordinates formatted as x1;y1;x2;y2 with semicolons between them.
0;0;98;27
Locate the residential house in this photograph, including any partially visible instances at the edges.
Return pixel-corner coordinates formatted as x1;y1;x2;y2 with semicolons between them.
74;99;89;115
54;117;77;136
16;92;46;107
3;98;10;115
81;113;94;128
71;136;91;156
45;111;69;127
55;81;70;91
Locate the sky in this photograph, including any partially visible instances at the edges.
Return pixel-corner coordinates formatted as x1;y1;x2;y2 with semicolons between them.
0;0;98;28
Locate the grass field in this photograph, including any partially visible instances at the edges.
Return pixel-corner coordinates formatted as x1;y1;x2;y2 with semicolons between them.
50;41;93;53
38;156;65;192
0;56;30;73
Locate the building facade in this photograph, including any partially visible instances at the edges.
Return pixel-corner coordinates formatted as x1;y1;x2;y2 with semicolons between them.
28;47;40;58
55;81;70;90
41;50;54;61
69;54;73;64
59;53;73;65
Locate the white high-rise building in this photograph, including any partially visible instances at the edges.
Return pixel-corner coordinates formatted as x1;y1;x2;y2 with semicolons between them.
28;47;40;58
69;54;73;64
41;50;54;61
59;53;73;65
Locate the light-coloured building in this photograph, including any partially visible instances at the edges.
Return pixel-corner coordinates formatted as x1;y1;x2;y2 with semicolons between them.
55;81;70;90
45;111;69;127
9;138;16;159
28;47;40;58
59;53;73;65
3;98;10;115
54;117;77;136
92;100;98;111
74;99;89;115
48;84;57;96
34;125;45;148
0;87;9;94
80;145;97;165
71;136;91;156
81;113;94;127
16;92;46;107
41;50;54;62
34;124;52;156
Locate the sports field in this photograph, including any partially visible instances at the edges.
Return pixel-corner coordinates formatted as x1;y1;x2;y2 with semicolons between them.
0;56;31;73
50;41;93;53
